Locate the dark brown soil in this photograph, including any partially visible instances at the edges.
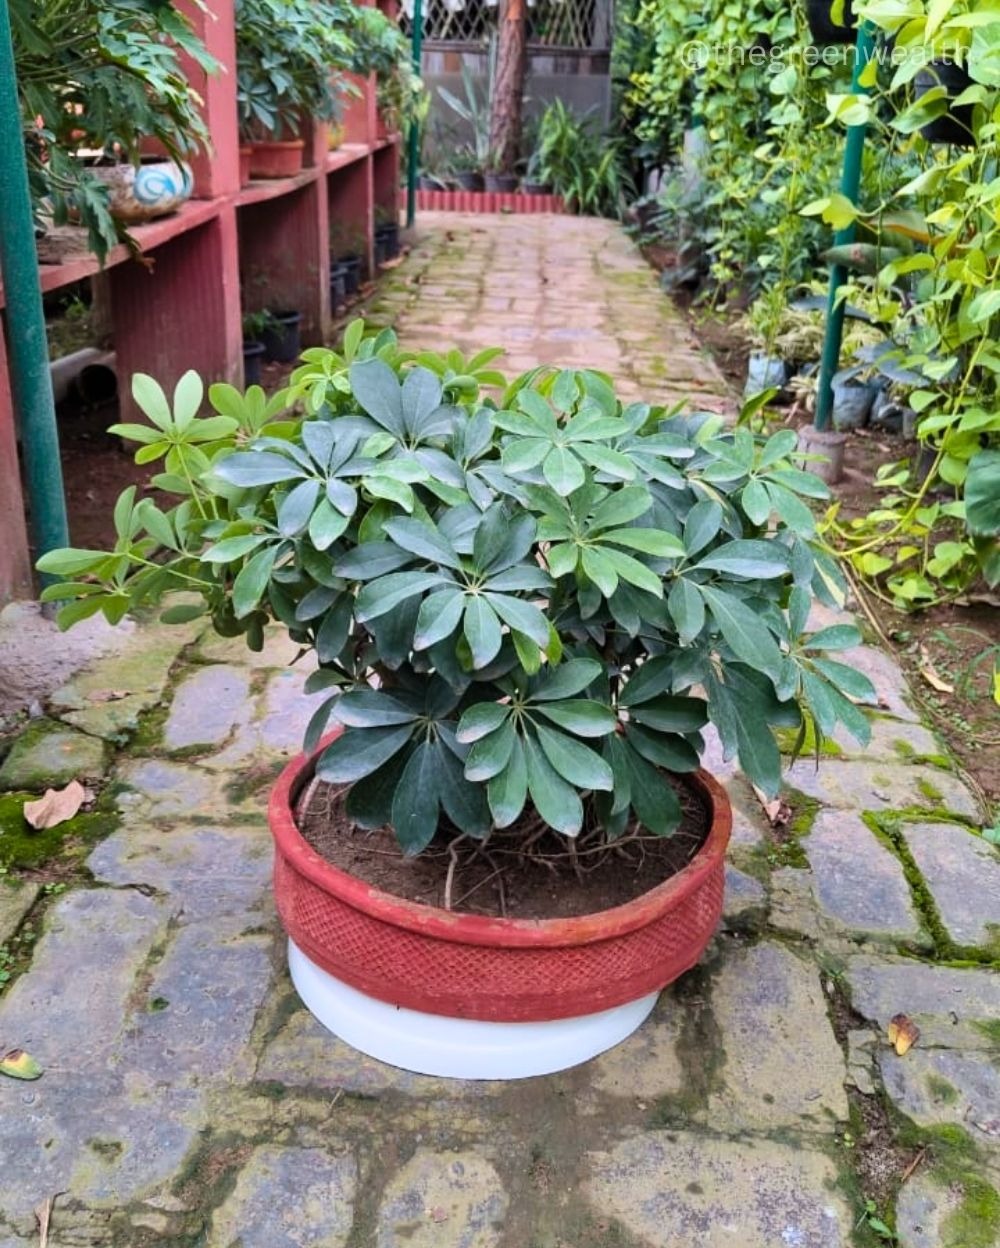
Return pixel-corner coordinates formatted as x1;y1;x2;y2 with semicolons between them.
297;776;711;920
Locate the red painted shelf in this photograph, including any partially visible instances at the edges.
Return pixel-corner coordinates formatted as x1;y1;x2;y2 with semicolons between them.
326;142;373;172
236;166;321;207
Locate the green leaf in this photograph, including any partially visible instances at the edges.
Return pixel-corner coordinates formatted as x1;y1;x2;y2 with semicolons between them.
668;578;705;644
532;658;601;701
487;592;550;646
457;701;511;743
699;584;783;679
382;517;462;569
524;734;583;835
463;596;503;668
413;588;465;650
966;450;1000;536
488;734;528;828
622;745;681;836
810;658;877;703
534;699;616;737
215;451;305;487
684;500;723;555
277;479;321;537
534;723;613;791
232;546;278;619
628;695;707;733
697;540;791;579
804;625;862;651
333;689;419;727
345;747;410;828
392;741;441;856
35;548;112;576
581;546;619;596
316;723;415;783
600;547;663;597
437;747;491;837
575;442;638;480
602;528;685;557
131;373;172;430
465;719;516;781
543;445;586;496
308;499;349;552
589;486;652;531
350;358;405;437
355;571;447;622
334;542;413;580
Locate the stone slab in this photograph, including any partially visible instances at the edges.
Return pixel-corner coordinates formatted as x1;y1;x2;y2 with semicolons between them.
588;1003;687;1100
203;666;327;769
0;881;39;946
49;620;200;741
880;1047;1000;1152
0;888;165;1070
163;665;251;751
804;811;921;941
586;1132;851;1247
896;1171;999;1248
114;758;231;821
118;914;274;1088
847;645;921;721
376;1150;507;1248
784;759;979;821
209;1146;356;1248
0;721;108;791
903;822;1000;948
88;824;272;920
722;864;766;929
845;957;1000;1050
707;941;848;1130
769;867;822;941
0;1070;200;1228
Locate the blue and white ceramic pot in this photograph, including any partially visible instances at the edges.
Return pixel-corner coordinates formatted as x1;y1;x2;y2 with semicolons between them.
91;158;194;223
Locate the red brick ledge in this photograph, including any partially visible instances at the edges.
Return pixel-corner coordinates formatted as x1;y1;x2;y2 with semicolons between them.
416;189;566;214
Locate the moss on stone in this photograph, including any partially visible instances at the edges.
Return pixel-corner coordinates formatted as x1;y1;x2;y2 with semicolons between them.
926;1074;959;1104
941;1175;1000;1248
775;723;844;759
973;1018;1000;1047
916;776;944;804
0;791;113;870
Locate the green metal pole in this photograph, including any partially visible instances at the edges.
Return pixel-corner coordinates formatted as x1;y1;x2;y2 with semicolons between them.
0;0;68;565
814;20;877;432
406;0;423;228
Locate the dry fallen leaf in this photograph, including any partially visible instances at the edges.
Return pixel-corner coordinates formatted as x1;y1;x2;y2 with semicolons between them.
751;784;791;828
35;1191;63;1248
888;1013;920;1056
429;1207;449;1223
91;689;129;703
23;781;88;830
0;1048;43;1080
917;646;953;695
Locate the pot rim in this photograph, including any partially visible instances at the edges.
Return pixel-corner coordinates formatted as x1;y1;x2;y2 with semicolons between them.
249;138;306;151
269;728;732;950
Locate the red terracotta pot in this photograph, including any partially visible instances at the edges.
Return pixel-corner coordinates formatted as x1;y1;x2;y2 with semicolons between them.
269;730;731;1024
248;139;305;179
238;146;253;188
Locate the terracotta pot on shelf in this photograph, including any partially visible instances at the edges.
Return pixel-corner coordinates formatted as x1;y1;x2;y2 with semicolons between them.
269;731;732;1079
248;139;305;179
238;146;253;187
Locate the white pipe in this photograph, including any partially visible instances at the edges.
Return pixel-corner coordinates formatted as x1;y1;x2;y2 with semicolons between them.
49;348;117;405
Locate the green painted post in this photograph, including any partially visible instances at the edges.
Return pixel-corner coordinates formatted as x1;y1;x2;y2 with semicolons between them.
0;0;69;566
406;0;424;228
814;20;877;431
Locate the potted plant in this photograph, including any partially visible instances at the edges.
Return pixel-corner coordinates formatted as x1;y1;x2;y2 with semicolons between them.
484;151;519;194
235;0;353;178
438;66;492;190
241;311;272;385
805;0;855;45
13;0;215;259
37;322;873;1079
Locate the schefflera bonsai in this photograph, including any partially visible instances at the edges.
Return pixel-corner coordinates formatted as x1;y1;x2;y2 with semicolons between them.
38;320;875;851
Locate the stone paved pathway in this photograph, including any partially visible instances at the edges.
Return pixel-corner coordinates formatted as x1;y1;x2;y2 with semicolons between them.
0;215;998;1248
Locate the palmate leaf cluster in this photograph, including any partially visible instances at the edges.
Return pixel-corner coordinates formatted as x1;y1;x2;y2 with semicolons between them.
38;321;876;857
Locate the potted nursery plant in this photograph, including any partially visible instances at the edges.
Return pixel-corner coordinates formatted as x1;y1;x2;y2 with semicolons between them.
438;66;492;190
241;311;272;385
235;0;353;178
13;0;215;260
37;321;874;1079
